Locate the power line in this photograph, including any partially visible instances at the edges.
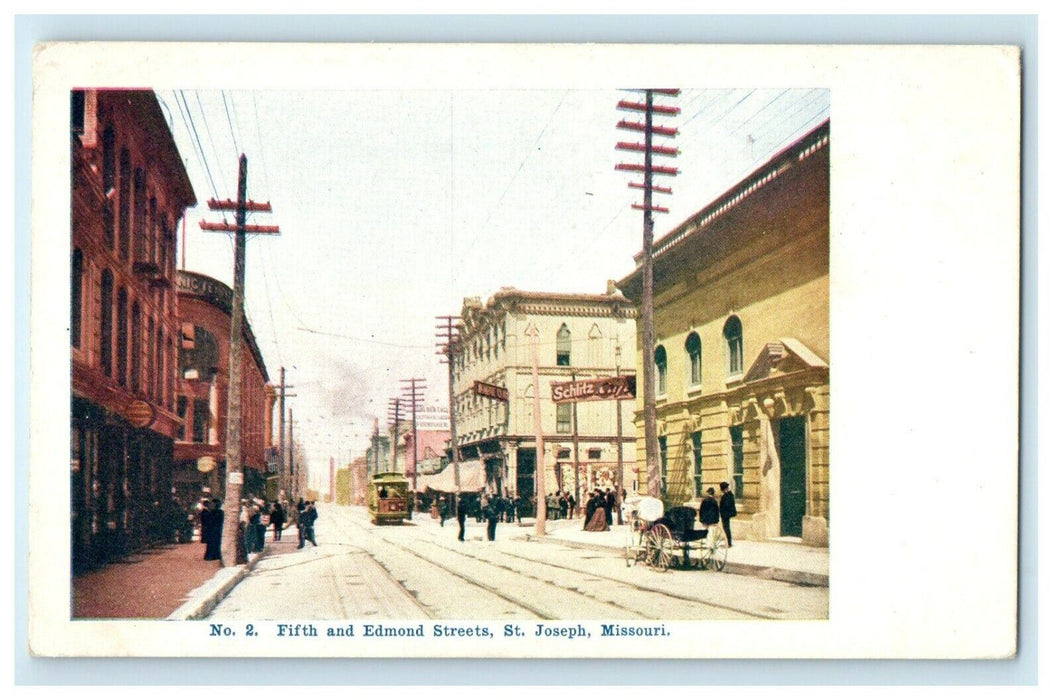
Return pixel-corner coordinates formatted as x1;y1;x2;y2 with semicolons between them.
296;326;434;350
222;90;240;160
174;90;220;202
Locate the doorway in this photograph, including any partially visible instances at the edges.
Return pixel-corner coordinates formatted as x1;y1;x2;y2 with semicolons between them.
778;415;807;537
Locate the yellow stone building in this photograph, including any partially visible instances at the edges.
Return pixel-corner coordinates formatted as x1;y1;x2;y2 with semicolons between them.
451;287;638;507
617;120;830;546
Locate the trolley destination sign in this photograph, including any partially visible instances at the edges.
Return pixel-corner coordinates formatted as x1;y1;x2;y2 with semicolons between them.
550;375;636;404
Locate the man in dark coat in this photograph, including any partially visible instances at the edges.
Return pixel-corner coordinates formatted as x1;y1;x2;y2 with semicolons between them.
270;501;286;541
485;495;500;541
699;487;720;530
456;497;468;542
201;499;223;561
719;482;737;546
604;488;615;526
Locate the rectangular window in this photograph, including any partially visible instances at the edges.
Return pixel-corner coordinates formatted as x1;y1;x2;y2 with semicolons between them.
691;431;703;497
556;403;572;433
100;272;113;376
587;448;602;460
71;90;85;134
116;290;128;386
730;425;744;498
71;250;83;348
130;304;141;394
659;436;668;494
192;399;210;443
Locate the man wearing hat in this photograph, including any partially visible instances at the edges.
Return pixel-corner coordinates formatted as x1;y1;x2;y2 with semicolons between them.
719;482;737;547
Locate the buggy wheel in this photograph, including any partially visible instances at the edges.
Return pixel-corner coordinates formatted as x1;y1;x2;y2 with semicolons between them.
647;524;674;572
709;527;728;571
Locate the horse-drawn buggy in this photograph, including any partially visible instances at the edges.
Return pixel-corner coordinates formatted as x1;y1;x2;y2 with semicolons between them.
622;496;728;572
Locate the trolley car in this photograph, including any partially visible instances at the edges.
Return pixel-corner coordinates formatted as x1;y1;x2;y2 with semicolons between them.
367;472;411;525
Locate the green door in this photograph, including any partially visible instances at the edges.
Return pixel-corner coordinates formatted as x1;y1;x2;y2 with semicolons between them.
778;416;807;537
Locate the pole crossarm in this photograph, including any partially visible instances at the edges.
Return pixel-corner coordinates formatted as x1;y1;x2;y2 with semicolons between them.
208;198;273;212
199;221;281;234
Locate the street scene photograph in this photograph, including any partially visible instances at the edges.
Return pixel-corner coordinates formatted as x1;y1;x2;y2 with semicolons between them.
64;76;831;628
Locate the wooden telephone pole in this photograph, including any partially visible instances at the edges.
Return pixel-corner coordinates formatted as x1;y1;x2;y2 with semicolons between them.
200;154;279;567
616;90;680;499
401;378;425;493
436;316;462;496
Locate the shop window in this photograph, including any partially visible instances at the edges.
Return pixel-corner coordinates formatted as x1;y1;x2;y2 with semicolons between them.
556;324;572;366
724;315;744;376
654;345;668;395
685;332;702;386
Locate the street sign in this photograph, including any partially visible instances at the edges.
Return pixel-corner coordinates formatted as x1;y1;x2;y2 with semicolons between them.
473;380;509;402
550;375;636;404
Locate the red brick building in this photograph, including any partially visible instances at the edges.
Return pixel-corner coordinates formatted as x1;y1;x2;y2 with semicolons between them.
70;90;196;571
172;270;274;506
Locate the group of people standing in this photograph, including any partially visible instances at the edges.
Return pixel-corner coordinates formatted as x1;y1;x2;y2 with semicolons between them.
199;497;319;562
546;491;578;521
583;487;619;531
698;481;738;546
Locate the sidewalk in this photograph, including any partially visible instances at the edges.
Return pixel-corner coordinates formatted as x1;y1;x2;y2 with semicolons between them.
521;516;829;587
72;526;301;620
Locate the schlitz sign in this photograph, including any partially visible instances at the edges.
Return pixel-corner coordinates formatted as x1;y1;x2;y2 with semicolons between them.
473;381;509;402
550;375;636;404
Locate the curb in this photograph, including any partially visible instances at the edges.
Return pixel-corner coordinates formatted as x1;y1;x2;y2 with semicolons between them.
166;550;264;621
524;535;829;588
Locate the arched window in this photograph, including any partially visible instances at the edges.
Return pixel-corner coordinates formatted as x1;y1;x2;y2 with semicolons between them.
654;345;668;395
71;249;83;348
131;302;142;393
556;324;572;366
685;332;702;386
724;315;743;375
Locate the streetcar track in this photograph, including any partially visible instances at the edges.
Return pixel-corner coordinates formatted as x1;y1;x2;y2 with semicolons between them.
364;523;657;620
390;524;775;620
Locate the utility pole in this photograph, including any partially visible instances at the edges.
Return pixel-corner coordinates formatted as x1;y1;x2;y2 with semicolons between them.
436;316;462;496
529;323;546;536
571;372;581;512
616;89;680;499
276;367;296;502
401;378;425;494
614;336;624;525
200;154;279;567
288;408;295;499
388;397;403;475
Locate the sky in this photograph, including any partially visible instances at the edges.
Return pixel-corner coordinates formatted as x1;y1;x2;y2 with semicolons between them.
164;87;829;484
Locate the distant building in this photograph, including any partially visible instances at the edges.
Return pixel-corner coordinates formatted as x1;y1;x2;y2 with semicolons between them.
450;286;637;508
70;89;197;571
617;120;830;545
172;270;272;506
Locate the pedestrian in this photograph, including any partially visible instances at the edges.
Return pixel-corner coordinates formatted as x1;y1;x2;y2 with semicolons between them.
604;488;615;526
200;499;223;561
296;500;308;549
456;497;468;541
270;501;286;541
486;495;500;541
566;491;576;519
584;490;609;531
304;501;319;546
546;491;558;520
719;482;737;547
437;497;448;527
699;487;720;534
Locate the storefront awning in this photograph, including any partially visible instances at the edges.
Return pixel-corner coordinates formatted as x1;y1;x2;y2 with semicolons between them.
416;459;486;493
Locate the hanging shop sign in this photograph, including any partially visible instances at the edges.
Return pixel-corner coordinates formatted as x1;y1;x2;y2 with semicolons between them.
473;380;509;402
125;399;156;428
550;375;637;404
197;456;217;473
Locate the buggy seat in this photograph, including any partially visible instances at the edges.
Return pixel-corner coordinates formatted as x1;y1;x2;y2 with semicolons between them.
654;506;710;542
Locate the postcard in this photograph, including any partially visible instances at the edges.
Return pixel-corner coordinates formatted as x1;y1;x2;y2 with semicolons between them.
29;41;1020;659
